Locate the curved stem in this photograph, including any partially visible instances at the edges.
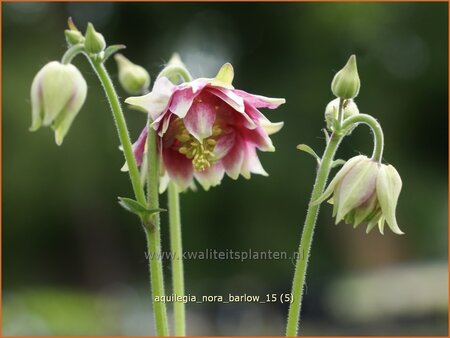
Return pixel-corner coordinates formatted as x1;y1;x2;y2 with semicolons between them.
168;182;186;336
157;65;192;83
285;131;344;336
341;113;384;162
89;59;146;204
61;44;85;65
146;121;170;336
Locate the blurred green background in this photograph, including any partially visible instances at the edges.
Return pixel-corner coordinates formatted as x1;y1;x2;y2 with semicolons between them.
3;2;448;336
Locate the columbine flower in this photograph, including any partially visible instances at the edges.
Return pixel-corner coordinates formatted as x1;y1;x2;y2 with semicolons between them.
125;63;285;191
314;155;404;235
30;61;87;145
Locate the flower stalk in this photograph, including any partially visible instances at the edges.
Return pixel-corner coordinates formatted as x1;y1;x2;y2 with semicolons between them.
146;117;170;336
168;181;186;336
286;101;388;335
89;59;146;204
285;125;344;337
89;55;169;335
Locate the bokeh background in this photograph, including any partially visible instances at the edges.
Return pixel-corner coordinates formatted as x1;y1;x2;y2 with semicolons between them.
3;2;448;336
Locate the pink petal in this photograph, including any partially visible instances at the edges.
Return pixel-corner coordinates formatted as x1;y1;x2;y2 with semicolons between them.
222;136;245;179
132;126;148;166
125;77;174;121
194;162;225;191
162;147;194;191
213;132;236;160
242;125;275;152
234;89;285;109
206;87;257;129
169;87;199;118
244;103;270;124
183;99;217;140
241;142;268;178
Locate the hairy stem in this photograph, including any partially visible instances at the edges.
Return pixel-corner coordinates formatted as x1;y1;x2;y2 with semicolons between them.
145;119;170;336
341;113;384;162
61;44;85;65
285;131;343;336
88;58;168;335
168;182;186;336
89;59;146;204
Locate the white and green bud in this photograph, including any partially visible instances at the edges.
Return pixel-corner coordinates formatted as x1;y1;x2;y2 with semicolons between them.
114;54;151;95
325;98;359;132
331;55;361;99
30;61;87;145
65;29;84;45
314;155;403;235
84;23;106;54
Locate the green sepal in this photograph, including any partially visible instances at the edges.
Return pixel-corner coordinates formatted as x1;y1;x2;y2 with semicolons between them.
118;197;165;218
104;45;127;62
296;144;320;164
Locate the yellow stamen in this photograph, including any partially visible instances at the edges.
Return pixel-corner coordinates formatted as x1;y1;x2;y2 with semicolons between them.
173;118;225;171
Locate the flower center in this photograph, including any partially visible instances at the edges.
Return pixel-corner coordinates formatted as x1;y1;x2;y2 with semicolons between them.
176;124;223;171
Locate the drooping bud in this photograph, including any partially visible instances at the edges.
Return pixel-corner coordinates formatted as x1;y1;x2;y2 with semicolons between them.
325;98;359;132
84;23;106;54
30;61;87;145
313;155;404;235
331;55;360;99
114;54;151;95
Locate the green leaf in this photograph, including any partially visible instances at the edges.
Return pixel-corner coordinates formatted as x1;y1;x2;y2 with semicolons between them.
118;197;165;218
104;44;127;61
296;144;320;164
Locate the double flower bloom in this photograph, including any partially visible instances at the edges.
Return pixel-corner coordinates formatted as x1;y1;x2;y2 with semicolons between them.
126;63;285;191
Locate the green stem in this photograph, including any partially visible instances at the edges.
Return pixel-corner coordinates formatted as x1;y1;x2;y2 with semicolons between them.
61;44;85;65
168;181;186;336
88;58;168;335
157;64;191;336
145;119;170;336
89;59;146;205
285;131;344;336
337;97;345;126
341;113;384;162
286;107;385;335
157;65;192;83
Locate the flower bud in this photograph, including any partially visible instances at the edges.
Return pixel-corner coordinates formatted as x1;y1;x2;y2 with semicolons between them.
314;155;403;235
65;29;84;45
325;98;359;132
30;61;87;145
114;54;151;95
331;55;360;99
84;23;106;54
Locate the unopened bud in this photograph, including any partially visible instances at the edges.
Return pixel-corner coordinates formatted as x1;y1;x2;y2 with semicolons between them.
325;98;359;132
65;29;84;45
331;55;360;99
30;61;87;145
114;54;151;95
84;23;106;54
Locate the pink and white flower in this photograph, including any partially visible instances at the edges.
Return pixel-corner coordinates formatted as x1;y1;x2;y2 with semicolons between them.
125;63;285;191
